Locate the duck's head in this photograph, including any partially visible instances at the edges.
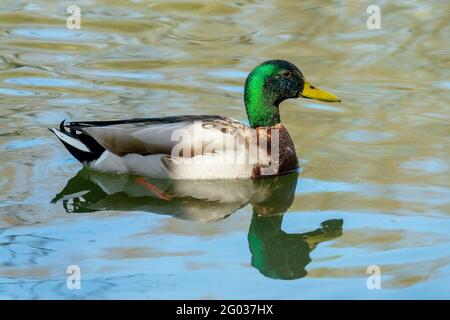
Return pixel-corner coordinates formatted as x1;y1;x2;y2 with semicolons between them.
244;60;340;128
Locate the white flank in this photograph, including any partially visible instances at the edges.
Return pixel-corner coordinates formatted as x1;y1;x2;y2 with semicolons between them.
89;152;253;180
122;154;171;178
164;152;253;180
90;151;129;173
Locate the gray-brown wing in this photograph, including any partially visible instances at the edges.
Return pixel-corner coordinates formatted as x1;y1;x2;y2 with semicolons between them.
65;115;249;156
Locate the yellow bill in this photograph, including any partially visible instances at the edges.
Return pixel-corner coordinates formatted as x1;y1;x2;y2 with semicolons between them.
300;81;341;102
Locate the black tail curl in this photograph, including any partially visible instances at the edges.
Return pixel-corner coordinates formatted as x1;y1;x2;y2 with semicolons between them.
50;120;105;163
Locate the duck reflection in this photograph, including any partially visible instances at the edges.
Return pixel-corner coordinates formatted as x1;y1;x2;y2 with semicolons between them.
248;173;343;280
249;214;343;280
53;169;343;279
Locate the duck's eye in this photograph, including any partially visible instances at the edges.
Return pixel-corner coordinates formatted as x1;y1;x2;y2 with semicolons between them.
282;70;291;78
309;85;315;89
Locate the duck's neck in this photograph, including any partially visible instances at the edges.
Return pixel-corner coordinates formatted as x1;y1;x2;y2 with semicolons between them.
244;65;281;128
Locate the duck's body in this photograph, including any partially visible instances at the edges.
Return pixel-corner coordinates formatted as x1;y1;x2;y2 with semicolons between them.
51;115;298;179
51;60;340;180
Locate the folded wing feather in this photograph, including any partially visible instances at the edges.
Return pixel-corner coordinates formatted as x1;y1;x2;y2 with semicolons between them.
66;115;249;157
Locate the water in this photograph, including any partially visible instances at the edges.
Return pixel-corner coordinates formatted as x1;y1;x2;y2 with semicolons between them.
0;0;449;299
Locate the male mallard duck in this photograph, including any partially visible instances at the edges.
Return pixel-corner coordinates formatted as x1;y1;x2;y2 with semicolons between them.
50;60;340;180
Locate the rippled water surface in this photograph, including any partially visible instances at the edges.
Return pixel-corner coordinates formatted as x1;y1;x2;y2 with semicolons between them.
1;0;449;299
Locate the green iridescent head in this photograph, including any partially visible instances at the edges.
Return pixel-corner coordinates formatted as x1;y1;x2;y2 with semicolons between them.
244;60;340;128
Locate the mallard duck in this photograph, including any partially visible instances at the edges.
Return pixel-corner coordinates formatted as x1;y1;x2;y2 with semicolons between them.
50;60;340;180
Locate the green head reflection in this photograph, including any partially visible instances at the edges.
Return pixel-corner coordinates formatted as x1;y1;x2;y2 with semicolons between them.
248;172;343;280
248;215;343;280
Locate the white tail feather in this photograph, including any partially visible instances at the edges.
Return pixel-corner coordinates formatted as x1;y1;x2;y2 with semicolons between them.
51;128;91;153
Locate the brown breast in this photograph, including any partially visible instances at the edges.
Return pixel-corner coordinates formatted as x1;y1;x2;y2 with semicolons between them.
252;124;299;178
